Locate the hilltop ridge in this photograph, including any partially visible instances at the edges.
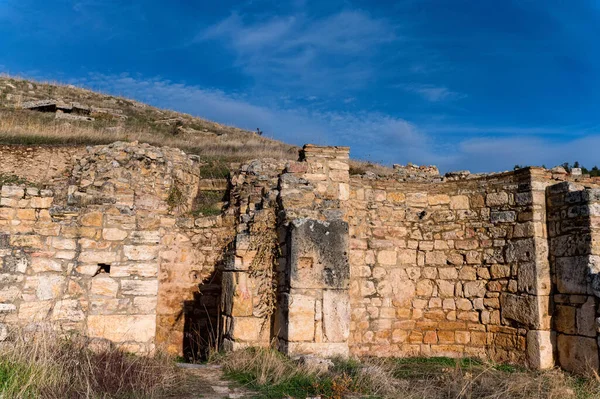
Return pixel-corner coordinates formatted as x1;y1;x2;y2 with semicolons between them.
0;75;298;162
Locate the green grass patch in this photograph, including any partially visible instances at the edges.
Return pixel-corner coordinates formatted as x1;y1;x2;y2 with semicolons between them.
199;160;230;179
191;190;225;217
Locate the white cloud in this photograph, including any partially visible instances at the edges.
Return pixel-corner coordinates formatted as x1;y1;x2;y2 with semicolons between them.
401;83;466;102
196;10;396;92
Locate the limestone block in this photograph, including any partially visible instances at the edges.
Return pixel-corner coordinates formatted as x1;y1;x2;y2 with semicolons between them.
80;211;103;227
52;299;85;321
286;293;316;342
221;271;253;317
438;267;458;279
18;301;52;321
79;251;118;264
121;280;158;296
231;317;269;343
501;293;550;329
10;235;43;249
1;186;24;198
389;269;415;306
33;275;65;300
289;219;349;289
526;330;554;370
463;281;486;298
486;192;508;207
102;228;128;241
123;245;159;261
397;249;416;264
416;279;434;296
378;250;396;266
87;315;156;343
555;256;589;294
129;231;161;244
490;264;511;279
576;297;596;337
285;342;349;358
91;276;119;297
322;290;350;342
31;257;62;273
425;251;446;265
133;297;157;313
0;304;16;313
109;262;158;277
505;239;534;263
557;334;599;374
491;211;516;223
450;195;469;210
51;237;77;250
437;280;455;297
30;197;53;209
518;261;551;295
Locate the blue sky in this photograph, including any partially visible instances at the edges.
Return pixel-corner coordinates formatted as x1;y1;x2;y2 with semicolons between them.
1;0;600;172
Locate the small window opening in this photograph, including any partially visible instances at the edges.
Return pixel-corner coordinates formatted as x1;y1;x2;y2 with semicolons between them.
94;263;111;276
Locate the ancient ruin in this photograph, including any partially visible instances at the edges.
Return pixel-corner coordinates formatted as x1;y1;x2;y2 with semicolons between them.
1;141;600;374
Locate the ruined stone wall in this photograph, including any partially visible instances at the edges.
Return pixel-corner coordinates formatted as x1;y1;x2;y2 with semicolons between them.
0;145;85;185
346;168;553;365
547;182;600;373
0;142;233;355
5;141;600;374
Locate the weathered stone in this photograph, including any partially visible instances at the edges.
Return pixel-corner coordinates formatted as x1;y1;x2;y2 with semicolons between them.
322;290;350;342
87;315;156;342
557;334;599;374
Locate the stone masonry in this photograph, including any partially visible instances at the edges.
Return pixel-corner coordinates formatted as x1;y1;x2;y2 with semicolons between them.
1;142;600;374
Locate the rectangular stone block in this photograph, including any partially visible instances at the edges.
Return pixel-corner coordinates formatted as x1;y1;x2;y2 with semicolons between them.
557;334;599;374
289;219;349;289
87;315;156;343
287;293;315;342
121;280;158;296
322;290;350;343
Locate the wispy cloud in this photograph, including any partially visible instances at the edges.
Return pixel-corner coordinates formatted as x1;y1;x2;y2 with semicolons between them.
196;10;396;93
400;83;466;102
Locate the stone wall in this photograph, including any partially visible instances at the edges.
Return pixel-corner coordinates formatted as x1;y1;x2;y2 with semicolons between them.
346;169;553;365
3;141;600;374
547;182;600;373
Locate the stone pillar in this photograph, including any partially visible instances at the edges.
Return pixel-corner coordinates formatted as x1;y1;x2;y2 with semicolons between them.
279;219;350;357
277;145;352;357
221;233;271;350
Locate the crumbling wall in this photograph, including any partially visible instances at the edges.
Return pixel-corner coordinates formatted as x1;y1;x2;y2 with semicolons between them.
0;142;223;354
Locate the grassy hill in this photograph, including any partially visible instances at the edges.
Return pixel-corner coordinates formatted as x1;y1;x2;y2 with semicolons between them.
0;75;299;163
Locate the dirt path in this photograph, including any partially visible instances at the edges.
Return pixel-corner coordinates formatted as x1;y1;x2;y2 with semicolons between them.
162;364;256;399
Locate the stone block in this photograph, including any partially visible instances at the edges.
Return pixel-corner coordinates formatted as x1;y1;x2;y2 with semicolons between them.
87;315;156;343
18;301;51;321
486;192;508;207
289;219;349;289
501;293;549;329
79;251;118;264
80;212;103;227
1;186;24;198
491;211;516;223
52;299;85;322
103;228;128;241
450;195;469;210
557;334;599;374
463;281;486;298
109;262;158;277
518;261;551;295
31;257;62;273
123;245;159;261
287;294;316;342
322;290;350;342
555;256;590;294
30;197;53;209
222;271;254;317
91;276;119;297
121;280;158;296
526;330;554;370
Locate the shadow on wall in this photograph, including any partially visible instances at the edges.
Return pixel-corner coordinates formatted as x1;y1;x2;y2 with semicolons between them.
182;269;223;362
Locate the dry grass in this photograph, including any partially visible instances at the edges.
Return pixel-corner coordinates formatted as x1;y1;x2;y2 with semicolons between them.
0;108;298;162
0;330;179;398
215;348;600;399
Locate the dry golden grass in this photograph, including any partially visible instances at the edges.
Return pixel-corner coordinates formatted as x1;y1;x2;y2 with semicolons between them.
0;329;179;398
215;348;600;399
